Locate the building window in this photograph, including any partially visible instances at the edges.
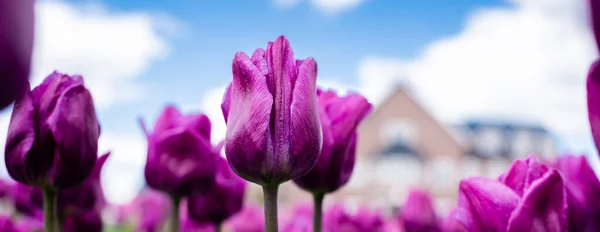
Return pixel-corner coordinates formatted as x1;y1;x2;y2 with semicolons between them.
474;128;503;157
381;119;419;145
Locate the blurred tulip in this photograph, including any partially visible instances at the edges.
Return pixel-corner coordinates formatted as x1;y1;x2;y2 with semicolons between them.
294;89;371;193
59;152;110;215
5;72;101;189
63;210;103;232
0;214;26;232
381;219;405;232
222;35;322;232
453;155;568;231
400;189;440;232
0;0;34;110
281;203;313;232
10;183;42;217
0;179;13;199
225;205;265;232
15;214;44;232
188;155;246;227
590;0;600;50
130;189;171;232
552;155;600;231
141;105;218;197
324;204;384;232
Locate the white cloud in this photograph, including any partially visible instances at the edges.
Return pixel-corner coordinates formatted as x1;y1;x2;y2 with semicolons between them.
355;0;598;154
274;0;367;14
31;0;172;109
99;132;147;204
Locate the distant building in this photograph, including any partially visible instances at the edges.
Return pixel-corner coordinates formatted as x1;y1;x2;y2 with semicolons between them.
246;86;557;215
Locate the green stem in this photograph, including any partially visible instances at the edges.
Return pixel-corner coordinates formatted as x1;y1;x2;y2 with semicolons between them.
313;193;325;232
262;185;279;232
215;222;222;232
43;187;57;232
171;196;181;232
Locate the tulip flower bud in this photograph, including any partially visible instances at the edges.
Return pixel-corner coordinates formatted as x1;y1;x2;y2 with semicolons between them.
221;35;322;186
141;106;218;197
188;155;246;225
293;89;371;194
5;72;101;189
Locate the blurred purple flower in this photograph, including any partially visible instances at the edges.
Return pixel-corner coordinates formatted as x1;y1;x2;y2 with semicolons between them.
552;155;600;231
381;219;405;232
400;189;440;232
0;0;34;110
141;105;218;197
59;152;110;215
452;155;568;232
590;0;600;50
221;35;322;185
0;179;13;199
188;155;246;225
10;183;42;217
129;189;171;232
294;89;372;194
324;204;384;232
15;214;43;232
63;210;103;232
180;201;215;232
225;205;265;232
0;214;26;232
281;203;313;232
5;72;100;189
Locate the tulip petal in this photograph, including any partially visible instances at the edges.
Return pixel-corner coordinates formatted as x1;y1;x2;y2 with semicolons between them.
187;113;211;140
507;170;568;232
46;84;100;188
327;92;372;143
499;154;548;196
588;60;600;154
454;177;519;232
590;0;600;51
4;86;41;185
221;84;232;123
153;105;184;135
287;57;322;180
146;128;216;195
225;51;274;184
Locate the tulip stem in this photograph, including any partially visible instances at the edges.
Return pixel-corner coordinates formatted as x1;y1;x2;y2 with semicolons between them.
170;196;181;232
313;193;325;232
43;187;58;232
262;184;279;232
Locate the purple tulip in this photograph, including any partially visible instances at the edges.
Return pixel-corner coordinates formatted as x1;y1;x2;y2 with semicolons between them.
5;72;101;189
63;210;103;232
381;219;405;232
221;35;322;186
293;89;372;194
58;152;110;215
588;61;600;156
324;204;384;232
141;105;218;197
0;0;34;110
129;189;171;232
0;179;13;199
552;155;600;231
452;155;568;232
10;183;43;217
590;0;600;51
15;214;44;232
400;189;440;232
281;203;314;232
225;205;265;232
188;155;246;226
0;215;26;232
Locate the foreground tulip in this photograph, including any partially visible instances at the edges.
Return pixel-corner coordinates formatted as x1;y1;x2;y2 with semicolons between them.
141;105;219;232
552;155;600;231
400;189;440;232
452;155;568;231
4;72;100;232
59;152;110;216
222;35;322;232
0;0;34;110
188;155;246;231
588;0;600;160
292;89;371;231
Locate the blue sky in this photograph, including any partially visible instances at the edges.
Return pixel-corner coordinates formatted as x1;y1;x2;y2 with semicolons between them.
0;0;597;203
